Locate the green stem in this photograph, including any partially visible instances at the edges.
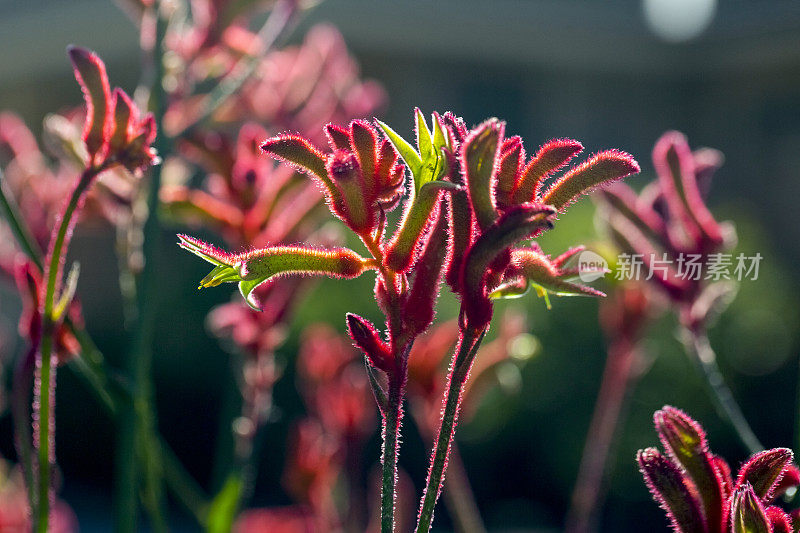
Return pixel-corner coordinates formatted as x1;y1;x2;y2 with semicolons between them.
416;327;486;533
381;373;404;533
36;167;96;532
2;158;211;530
35;335;54;533
0;167;43;270
1;161;208;526
682;326;762;454
565;338;639;533
160;437;209;524
442;444;486;533
117;2;170;530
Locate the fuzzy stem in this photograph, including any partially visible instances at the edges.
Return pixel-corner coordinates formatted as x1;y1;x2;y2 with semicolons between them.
410;401;485;533
416;327;486;533
381;371;405;533
682;326;762;454
359;230;408;533
35;166;96;532
565;338;639;533
1;161;206;526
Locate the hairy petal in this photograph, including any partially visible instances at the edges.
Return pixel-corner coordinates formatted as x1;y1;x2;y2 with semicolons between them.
730;484;772;533
460;203;556;329
177;235;372;310
261;135;331;190
512;138;583;204
68;45;112;161
462;118;504;230
495;136;523;209
540;150;640;211
506;248;605;298
405;202;450;335
735;449;794;502
653;132;723;246
637;448;708;533
655;406;726;533
325;123;351;151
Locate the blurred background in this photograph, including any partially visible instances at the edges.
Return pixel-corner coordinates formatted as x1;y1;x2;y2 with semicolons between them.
1;0;800;531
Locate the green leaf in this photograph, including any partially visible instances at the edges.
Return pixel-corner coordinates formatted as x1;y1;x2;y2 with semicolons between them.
52;261;80;321
379;112;452;196
206;474;243;533
415;108;433;160
488;280;531;300
377;120;422;178
731;485;771;533
464;119;503;229
432;113;449;152
384;180;461;272
364;356;388;413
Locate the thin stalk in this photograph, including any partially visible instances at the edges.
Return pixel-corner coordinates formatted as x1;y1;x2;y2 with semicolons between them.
12;348;36;514
160;436;210;525
207;366;275;531
117;2;170;530
1;161;208;525
170;0;299;139
0;167;43;270
416;327;486;533
410;401;485;533
361;229;409;533
381;372;404;533
36;168;97;532
441;444;485;533
682;326;762;454
565;338;639;533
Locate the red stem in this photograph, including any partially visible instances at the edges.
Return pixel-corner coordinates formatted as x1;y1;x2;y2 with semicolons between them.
565;338;639;533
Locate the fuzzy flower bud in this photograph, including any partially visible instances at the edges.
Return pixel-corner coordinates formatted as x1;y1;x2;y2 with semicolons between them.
177;234;373;310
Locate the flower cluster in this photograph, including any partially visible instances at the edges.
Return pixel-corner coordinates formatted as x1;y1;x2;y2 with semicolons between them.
598;131;733;330
0;44;158;532
638;406;800;533
180;108;639;531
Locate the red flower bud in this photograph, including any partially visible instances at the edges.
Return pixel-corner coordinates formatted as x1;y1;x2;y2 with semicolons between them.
637;448;707;533
539;149;640;211
346;313;392;372
730;484;771;533
654;406;725;532
512;138;583;205
765;506;793;533
68;45;112;163
460;204;556;329
735;448;794;502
